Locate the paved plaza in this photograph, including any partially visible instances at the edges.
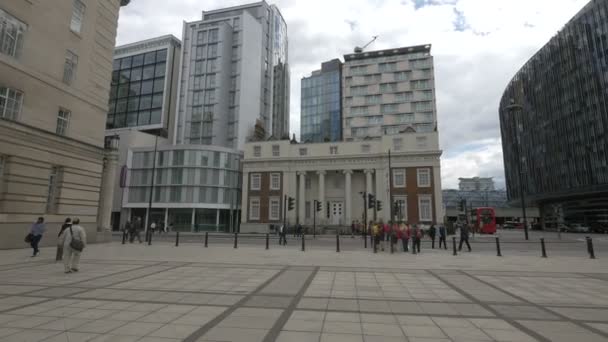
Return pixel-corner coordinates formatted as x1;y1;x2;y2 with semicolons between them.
0;241;607;342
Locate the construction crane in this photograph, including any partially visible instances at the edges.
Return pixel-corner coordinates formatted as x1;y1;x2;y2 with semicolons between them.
354;36;378;53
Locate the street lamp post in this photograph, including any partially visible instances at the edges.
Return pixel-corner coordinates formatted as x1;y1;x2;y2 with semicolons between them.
505;99;529;240
145;134;159;234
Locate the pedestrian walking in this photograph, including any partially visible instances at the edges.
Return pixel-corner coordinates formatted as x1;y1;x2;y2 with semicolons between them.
383;220;390;243
130;218;143;243
413;225;422;253
403;223;411;252
429;224;437;249
279;224;288;245
297;223;303;237
372;222;380;251
351;220;356;238
62;218;86;273
56;218;72;262
438;224;447;249
27;217;46;257
150;221;157;235
458;223;472;252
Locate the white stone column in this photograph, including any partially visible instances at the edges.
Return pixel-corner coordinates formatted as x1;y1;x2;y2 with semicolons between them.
298;171;306;225
364;169;374;223
317;170;326;223
344;170;352;225
98;150;118;233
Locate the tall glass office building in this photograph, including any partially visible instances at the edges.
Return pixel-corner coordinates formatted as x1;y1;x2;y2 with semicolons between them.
301;59;342;143
499;0;608;228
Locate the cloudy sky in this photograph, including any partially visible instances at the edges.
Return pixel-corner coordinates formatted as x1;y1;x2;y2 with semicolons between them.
116;0;588;189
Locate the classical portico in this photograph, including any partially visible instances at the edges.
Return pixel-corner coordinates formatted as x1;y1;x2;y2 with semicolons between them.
240;132;444;233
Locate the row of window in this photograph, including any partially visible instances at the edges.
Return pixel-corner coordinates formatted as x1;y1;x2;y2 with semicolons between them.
393;168;432;188
1;86;72;136
130;168;240;187
249;173;280;191
132;150;240;169
348;80;432;96
349;59;431;75
249;195;434;222
128;186;235;204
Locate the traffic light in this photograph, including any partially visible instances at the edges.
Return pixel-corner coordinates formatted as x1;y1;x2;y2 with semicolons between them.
288;197;295;211
368;194;375;209
316;201;322;212
376;200;382;211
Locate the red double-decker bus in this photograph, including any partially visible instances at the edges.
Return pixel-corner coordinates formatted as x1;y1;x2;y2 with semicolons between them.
471;207;497;234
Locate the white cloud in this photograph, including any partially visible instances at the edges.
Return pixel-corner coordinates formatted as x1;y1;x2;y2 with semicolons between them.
116;0;589;188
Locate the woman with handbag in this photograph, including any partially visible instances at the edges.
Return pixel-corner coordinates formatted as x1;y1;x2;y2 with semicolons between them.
62;218;87;274
56;218;72;262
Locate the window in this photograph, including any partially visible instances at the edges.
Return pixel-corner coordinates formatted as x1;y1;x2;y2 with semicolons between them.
70;0;86;34
269;197;280;220
416;136;428;148
379;62;397;72
365;95;381;104
0;9;27;58
209;29;219;42
305;201;311;219
411;80;430;90
272;145;280;157
56;109;70;136
250;173;261;190
172;150;184;166
350;85;367;96
367;116;382;125
249;198;260;220
253;145;261;157
418;195;433;221
270;173;281;190
46;166;62;213
352;127;369;137
329;146;338;154
417;168;431;187
351;106;368;116
395;92;413;102
63;50;78;85
207;59;216;72
299;148;308;156
350;65;368;75
380;83;398;93
208;44;218;58
0;87;23;120
393;169;406;188
393;138;403;151
422;90;433;100
361;144;371;153
394;71;408;81
414;101;432;112
381;104;398;114
394;196;407;221
305;177;312;189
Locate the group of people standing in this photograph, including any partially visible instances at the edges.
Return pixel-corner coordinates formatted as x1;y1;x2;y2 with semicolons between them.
26;217;87;273
358;220;448;253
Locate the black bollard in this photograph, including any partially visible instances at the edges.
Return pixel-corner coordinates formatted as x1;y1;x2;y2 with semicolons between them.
495;237;502;257
452;237;457;256
390;237;394;254
301;233;305;251
234;232;238;249
336;234;340;252
587;237;596;259
364;232;367;249
265;233;269;250
122;231;126;244
175;232;180;247
540;238;547;258
148;230;152;246
373;236;377;253
204;232;208;248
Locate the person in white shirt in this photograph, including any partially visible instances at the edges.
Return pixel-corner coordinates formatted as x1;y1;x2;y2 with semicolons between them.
63;218;87;273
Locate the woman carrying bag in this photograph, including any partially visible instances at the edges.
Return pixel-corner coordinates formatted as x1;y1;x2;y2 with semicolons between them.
56;218;72;262
62;218;87;273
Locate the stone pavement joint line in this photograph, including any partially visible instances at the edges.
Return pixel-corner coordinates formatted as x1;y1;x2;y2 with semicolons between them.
464;270;608;339
428;270;552;342
262;267;320;342
181;266;288;342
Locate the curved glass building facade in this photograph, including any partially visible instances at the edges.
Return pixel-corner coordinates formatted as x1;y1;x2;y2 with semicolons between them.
499;0;608;228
